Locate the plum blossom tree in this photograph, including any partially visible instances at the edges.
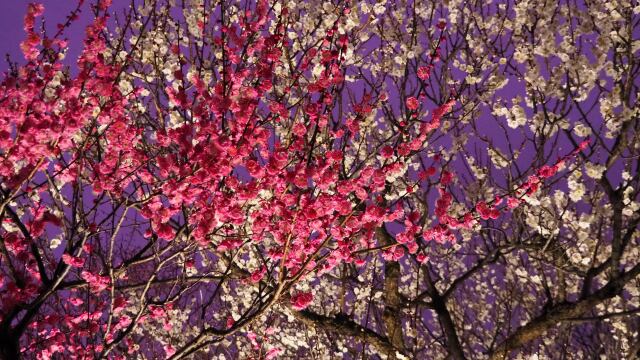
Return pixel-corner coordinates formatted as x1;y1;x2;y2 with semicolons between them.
0;0;638;359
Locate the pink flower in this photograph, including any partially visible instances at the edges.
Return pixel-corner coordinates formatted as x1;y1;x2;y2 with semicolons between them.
164;344;176;357
406;97;420;111
417;65;432;80
81;271;110;293
29;3;45;17
113;296;127;313
149;305;166;319
577;139;590;151
476;202;500;220
249;266;266;283
290;292;313;311
62;254;85;268
226;316;235;329
217;238;243;252
537;165;557;178
382;246;405;261
406;241;418;254
476;201;492;220
293;122;307;137
440;170;454;185
506;197;520;209
155;222;175;240
380;145;394;159
83;243;94;253
68;297;83;306
265;348;282;360
99;0;113;11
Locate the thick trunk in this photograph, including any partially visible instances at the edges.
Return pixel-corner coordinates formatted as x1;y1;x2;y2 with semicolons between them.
376;227;406;356
432;295;466;360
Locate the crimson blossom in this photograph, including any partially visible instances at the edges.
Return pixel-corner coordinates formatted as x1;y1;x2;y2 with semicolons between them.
0;0;639;359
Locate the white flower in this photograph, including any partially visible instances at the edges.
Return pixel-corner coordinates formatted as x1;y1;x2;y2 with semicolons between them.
568;171;585;202
585;162;606;179
573;123;592;137
373;3;386;15
50;237;62;249
507;104;527;129
488;148;510;168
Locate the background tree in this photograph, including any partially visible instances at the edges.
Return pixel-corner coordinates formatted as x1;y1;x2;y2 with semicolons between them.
0;0;638;359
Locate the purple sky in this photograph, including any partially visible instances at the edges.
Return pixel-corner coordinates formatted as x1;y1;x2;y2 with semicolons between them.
1;2;70;68
0;1;125;71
